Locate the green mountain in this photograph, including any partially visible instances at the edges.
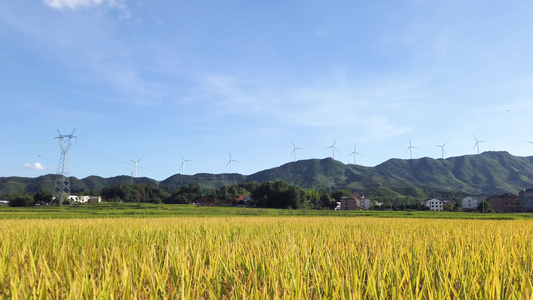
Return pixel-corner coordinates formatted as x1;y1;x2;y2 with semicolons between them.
246;158;377;190
373;152;533;194
2;151;533;196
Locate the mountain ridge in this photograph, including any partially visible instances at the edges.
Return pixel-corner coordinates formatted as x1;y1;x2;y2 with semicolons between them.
2;151;533;195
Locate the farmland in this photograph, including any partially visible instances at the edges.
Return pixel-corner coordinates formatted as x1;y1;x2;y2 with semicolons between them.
2;202;533;220
1;215;533;298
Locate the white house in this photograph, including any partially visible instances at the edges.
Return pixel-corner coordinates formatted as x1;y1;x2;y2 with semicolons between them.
421;198;443;211
461;194;488;210
68;195;102;203
68;195;87;203
357;198;372;210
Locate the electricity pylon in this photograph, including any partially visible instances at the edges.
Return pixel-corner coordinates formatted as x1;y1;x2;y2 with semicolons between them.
54;129;76;206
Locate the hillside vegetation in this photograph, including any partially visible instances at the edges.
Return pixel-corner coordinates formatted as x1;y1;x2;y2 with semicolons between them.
1;151;533;196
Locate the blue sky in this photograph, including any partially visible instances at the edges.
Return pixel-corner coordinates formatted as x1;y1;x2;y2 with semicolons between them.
1;0;533;181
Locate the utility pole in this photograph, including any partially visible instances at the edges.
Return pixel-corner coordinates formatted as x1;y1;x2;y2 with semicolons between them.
54;129;76;206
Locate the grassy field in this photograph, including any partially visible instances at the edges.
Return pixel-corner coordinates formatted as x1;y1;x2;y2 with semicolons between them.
1;216;533;298
1;202;533;220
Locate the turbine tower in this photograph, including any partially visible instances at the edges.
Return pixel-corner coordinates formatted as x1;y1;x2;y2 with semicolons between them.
130;157;143;178
54;129;76;206
435;141;448;159
473;135;487;154
226;152;239;173
180;154;192;175
325;137;340;159
405;138;419;159
348;142;362;165
290;139;304;162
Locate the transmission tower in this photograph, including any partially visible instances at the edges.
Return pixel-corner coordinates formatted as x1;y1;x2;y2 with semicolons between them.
54;129;76;206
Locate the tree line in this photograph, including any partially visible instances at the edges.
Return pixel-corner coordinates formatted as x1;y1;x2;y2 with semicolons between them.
1;181;467;211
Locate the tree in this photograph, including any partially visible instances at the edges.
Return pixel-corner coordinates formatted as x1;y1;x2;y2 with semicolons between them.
164;184;202;204
34;190;53;205
331;189;352;201
7;192;34;207
370;200;378;210
320;194;334;209
478;201;492;213
453;201;461;212
251;181;307;209
443;203;454;211
306;189;321;207
100;183;167;203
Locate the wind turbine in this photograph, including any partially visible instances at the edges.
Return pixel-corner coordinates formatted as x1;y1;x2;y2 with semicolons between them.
325;137;340;159
290;139;304;162
226;152;239;173
130;156;143;178
435;141;448;159
180;154;192;175
348;142;362;165
473;135;487;154
405;138;419;159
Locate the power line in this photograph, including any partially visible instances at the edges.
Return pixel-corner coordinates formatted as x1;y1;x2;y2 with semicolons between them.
71;143;168;177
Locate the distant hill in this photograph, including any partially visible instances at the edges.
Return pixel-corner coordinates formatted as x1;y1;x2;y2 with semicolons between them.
2;151;533;196
373;151;533;194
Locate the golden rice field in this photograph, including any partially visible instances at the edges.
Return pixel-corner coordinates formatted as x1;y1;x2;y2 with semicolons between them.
1;217;533;299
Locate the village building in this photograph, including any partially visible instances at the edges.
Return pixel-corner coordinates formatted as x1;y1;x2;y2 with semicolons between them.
235;194;253;207
358;198;372;210
486;193;519;212
338;196;360;210
68;195;102;204
88;196;102;203
421;198;443;211
461;194;488;210
518;189;533;212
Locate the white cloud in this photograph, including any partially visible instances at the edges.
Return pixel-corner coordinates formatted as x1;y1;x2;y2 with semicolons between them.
24;162;46;170
43;0;130;18
192;71;423;145
44;0;107;10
